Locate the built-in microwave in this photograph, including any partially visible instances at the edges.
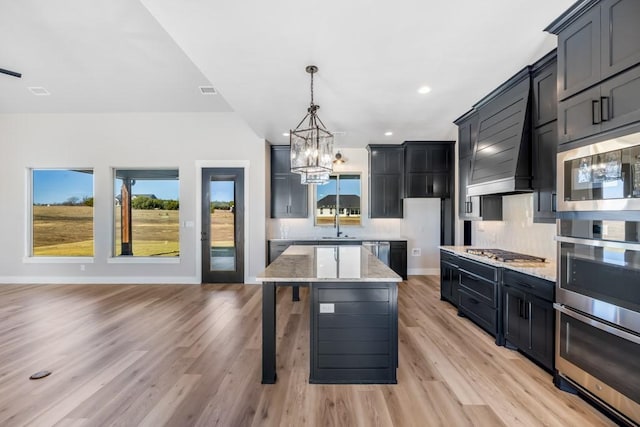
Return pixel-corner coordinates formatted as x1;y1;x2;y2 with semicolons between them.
557;132;640;211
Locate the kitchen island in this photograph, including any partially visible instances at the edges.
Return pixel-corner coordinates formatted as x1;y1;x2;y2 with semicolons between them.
257;245;402;384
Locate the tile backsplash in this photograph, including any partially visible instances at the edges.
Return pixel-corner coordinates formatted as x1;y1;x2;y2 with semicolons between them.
472;193;557;262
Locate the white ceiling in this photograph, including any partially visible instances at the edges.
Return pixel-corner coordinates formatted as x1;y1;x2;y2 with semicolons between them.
1;0;575;147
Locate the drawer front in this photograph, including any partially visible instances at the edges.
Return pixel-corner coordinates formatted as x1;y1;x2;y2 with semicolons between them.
458;257;498;282
503;269;554;302
459;289;497;335
459;270;497;307
440;250;458;265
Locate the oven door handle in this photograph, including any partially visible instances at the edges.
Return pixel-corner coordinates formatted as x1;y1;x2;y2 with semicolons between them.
555;235;640;251
554;303;640;345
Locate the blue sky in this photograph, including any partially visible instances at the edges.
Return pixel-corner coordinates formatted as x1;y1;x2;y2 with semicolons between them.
317;175;361;200
32;170;180;204
210;181;234;202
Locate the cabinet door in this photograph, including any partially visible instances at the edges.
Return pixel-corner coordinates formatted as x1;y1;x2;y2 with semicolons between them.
527;295;555;371
600;64;640;133
601;0;640;80
271;174;291;217
558;86;601;144
371;148;404;174
287;175;308;217
271;146;292;174
406;173;450;198
503;286;526;349
440;262;453;301
458;156;481;219
533;60;558;127
389;242;407;280
370;174;403;218
557;5;601;100
458;115;478;159
532;121;558;223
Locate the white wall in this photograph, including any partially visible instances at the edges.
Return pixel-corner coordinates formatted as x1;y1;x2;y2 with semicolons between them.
266;147;442;274
0;113;266;284
472;193;557;261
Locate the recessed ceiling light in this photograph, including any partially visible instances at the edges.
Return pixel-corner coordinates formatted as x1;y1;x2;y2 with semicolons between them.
418;86;431;94
282;132;290;137
384;131;393;136
28;87;50;96
199;86;217;95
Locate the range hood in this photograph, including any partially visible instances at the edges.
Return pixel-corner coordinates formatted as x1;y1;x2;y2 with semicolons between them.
467;67;532;197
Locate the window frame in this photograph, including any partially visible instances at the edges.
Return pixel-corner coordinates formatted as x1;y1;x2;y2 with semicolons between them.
111;167;181;259
27;167;96;260
314;172;362;227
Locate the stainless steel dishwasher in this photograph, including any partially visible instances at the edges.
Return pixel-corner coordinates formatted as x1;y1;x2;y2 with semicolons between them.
362;241;390;266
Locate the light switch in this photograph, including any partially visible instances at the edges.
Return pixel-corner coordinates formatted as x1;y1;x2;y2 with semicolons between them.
319;303;335;314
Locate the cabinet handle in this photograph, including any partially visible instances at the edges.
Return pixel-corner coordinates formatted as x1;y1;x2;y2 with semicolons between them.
551;193;557;213
468;297;479;305
592;99;601;125
465;201;473;214
600;96;610;122
518;299;523;318
528;302;533;348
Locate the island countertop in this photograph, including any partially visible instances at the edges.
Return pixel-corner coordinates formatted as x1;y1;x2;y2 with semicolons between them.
257;245;402;282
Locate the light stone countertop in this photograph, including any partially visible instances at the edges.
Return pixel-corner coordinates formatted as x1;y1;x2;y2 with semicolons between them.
268;236;408;242
257;245;402;282
440;246;557;282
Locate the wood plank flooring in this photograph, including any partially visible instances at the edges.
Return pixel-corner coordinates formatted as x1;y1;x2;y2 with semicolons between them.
0;277;615;426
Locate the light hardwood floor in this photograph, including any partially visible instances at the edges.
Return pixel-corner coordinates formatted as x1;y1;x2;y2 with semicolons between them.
0;277;615;426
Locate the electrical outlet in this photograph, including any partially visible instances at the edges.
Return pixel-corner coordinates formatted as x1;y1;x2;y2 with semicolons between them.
411;248;421;256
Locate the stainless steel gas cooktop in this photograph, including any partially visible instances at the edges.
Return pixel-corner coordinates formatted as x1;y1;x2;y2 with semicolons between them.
465;248;545;263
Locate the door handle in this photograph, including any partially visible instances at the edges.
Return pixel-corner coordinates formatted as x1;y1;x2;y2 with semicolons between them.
201;231;207;241
592;99;601;125
600;96;610;122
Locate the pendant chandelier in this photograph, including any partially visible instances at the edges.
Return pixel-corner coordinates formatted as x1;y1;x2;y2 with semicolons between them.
290;65;333;184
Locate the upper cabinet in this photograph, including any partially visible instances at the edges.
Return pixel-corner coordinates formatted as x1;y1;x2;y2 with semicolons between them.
270;145;308;218
532;51;559;224
367;145;405;218
404;142;454;198
547;0;640;144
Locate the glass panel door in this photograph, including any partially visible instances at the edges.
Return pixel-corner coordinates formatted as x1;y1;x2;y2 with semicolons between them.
202;168;244;283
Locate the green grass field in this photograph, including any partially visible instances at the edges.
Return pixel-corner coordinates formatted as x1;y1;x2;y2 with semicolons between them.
32;206;235;257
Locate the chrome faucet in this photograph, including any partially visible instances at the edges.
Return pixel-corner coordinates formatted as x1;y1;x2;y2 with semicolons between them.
334;212;342;237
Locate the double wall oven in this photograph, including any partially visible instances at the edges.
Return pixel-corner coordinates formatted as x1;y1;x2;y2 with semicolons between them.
556;134;640;425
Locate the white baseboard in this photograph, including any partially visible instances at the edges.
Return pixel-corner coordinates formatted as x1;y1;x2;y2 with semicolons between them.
0;276;201;285
407;268;439;276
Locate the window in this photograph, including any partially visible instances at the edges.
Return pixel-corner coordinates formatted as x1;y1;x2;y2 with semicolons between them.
114;169;179;257
31;169;94;257
315;174;361;226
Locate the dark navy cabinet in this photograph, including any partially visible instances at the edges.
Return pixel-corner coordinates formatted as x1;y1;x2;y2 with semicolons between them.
548;0;640;144
404;142;453;198
440;250;459;307
367;145;404;218
531;51;558;224
310;282;398;383
502;269;555;371
270;146;308;218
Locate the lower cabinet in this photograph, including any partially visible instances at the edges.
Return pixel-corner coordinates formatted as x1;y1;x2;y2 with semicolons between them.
389;241;407;280
457;258;502;345
310;282;398;384
439;250;459;306
502;270;555;371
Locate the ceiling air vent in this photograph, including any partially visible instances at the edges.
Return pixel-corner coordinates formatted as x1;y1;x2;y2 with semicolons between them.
199;86;217;95
28;87;50;96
